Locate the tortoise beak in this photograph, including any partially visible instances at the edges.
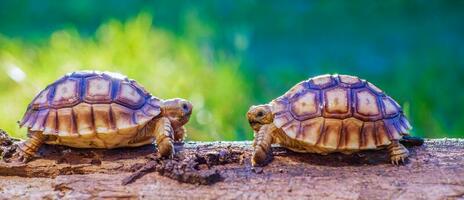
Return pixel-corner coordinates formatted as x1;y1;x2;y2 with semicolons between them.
248;120;258;126
248;120;262;131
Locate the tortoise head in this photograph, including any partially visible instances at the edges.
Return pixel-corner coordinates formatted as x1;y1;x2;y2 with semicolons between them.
247;104;273;132
162;98;193;128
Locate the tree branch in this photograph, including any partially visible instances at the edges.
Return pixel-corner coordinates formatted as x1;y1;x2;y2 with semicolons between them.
0;131;463;199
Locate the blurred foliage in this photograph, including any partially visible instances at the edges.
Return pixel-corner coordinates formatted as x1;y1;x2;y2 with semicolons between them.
0;0;463;140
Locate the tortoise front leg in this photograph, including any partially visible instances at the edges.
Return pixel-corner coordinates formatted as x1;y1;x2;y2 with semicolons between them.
154;117;175;158
388;140;409;165
173;126;186;143
252;124;275;167
12;131;46;163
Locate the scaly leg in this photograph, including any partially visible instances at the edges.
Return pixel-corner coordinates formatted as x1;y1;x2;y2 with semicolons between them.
388;140;409;165
154;117;175;158
173;126;186;143
12;131;46;163
252;124;275;167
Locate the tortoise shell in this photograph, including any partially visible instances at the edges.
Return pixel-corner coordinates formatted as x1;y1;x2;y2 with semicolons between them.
19;71;162;148
270;74;412;150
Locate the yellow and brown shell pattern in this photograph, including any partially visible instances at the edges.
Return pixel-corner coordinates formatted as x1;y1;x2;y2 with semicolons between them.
271;74;412;151
19;71;161;148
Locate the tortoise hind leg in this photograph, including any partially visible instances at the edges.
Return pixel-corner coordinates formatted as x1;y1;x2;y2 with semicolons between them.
12;131;46;163
387;140;409;165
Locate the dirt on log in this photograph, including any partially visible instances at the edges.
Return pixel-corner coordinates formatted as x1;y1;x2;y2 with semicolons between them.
0;131;463;199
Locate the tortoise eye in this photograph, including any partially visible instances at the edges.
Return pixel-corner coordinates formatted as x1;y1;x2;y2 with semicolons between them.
182;103;189;111
257;111;264;117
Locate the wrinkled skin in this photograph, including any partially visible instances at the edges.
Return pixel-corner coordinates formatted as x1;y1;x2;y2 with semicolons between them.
247;104;275;166
162;98;193;141
247;105;273;132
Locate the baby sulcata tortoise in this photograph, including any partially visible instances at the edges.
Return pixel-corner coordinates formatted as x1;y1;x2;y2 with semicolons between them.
14;71;192;162
247;74;417;166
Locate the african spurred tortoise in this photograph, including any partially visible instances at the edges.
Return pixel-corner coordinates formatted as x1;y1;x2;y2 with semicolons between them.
14;71;192;162
247;74;420;166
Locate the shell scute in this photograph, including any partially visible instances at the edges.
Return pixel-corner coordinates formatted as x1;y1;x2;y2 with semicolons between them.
338;74;364;88
147;97;162;108
111;103;137;135
30;109;49;132
367;82;383;95
400;116;412;130
318;118;342;150
56;108;77;136
374;120;391;146
92;104;116;134
72;103;94;136
282;120;300;139
290;89;321;120
396;119;409;134
84;76;113;104
322;86;351;118
130;80;150;96
142;102;161;116
43;109;57;135
297;117;324;145
114;82;145;109
270;98;288;114
384;118;402;140
31;88;51;109
341;118;362;150
353;88;382;121
51;78;81;108
19;109;33;127
381;96;399;118
308;74;336;89
134;109;153;125
23;111;38;130
273;111;293;128
360;122;377;149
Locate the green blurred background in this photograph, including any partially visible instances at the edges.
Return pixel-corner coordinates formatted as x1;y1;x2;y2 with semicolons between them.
0;0;463;140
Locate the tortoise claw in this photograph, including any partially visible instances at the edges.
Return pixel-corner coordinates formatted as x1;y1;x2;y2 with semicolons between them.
388;142;409;166
392;159;398;166
390;154;407;165
10;150;32;163
157;139;175;159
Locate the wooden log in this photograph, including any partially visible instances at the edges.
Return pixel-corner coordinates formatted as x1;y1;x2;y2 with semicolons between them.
0;137;463;199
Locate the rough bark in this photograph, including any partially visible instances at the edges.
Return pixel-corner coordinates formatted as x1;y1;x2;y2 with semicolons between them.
0;133;463;199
